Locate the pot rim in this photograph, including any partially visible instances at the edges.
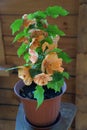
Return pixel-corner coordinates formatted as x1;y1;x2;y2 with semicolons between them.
14;80;67;102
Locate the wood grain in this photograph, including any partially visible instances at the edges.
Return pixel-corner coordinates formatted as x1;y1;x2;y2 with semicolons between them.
0;0;79;15
0;120;15;130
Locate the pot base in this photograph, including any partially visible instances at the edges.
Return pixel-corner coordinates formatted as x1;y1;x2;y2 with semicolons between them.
24;112;61;129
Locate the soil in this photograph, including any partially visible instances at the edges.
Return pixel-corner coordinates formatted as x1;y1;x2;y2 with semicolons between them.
20;82;62;100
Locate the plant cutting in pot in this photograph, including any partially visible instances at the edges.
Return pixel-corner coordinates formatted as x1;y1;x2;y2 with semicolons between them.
6;5;72;127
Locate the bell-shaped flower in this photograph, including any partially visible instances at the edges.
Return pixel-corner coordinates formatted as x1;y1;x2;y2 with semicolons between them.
18;66;32;85
34;73;52;86
29;49;38;64
41;52;64;74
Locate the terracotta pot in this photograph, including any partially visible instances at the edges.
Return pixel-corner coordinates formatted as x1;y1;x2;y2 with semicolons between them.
14;80;66;127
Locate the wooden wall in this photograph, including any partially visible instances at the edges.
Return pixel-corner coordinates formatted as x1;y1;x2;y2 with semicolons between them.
76;1;87;130
0;0;79;130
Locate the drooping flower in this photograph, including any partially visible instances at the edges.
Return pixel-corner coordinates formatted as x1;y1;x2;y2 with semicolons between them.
41;52;64;74
29;49;38;64
34;73;52;86
18;66;32;85
30;38;40;50
42;35;60;52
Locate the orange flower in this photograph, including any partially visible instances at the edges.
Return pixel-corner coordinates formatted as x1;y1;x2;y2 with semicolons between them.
22;14;36;28
42;42;57;52
18;66;32;85
18;37;28;43
30;38;40;50
29;49;38;64
42;35;60;52
30;29;48;38
34;73;52;86
41;53;64;74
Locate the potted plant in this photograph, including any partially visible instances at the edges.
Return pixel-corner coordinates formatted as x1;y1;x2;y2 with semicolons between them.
6;6;72;127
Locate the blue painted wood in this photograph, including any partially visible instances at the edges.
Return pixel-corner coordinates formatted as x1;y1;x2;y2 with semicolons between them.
15;103;76;130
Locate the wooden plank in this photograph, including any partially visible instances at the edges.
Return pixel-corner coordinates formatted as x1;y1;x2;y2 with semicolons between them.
0;105;18;120
0;22;5;64
76;3;87;130
0;120;15;130
4;36;77;58
0;89;19;105
76;111;87;130
62;93;75;104
5;56;76;76
77;4;87;53
1;15;78;37
0;0;79;15
76;95;87;112
79;0;87;4
0;22;9;76
0;74;19;89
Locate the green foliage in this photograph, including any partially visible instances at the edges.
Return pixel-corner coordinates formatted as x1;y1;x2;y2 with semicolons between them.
34;85;44;108
45;6;69;18
62;72;70;79
46;25;65;37
47;72;64;92
10;19;23;35
58;51;72;63
17;43;29;57
23;53;30;63
29;69;41;78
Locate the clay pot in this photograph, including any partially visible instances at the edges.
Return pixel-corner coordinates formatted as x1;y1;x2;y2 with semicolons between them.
14;80;66;127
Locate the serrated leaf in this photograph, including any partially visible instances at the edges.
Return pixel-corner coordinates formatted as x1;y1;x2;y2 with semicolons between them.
17;43;28;57
62;72;70;79
46;6;69;18
46;25;65;37
10;19;23;35
34;85;44;109
59;52;72;63
47;78;64;92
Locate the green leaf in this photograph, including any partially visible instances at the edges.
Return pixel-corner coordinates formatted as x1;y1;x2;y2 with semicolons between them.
47;48;62;55
17;43;28;57
47;78;64;92
10;19;23;35
46;6;69;18
46;25;65;37
62;72;70;79
13;31;25;43
23;53;30;63
59;52;72;63
34;85;44;109
47;72;64;92
29;69;41;78
33;11;47;19
41;36;53;45
27;13;34;20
